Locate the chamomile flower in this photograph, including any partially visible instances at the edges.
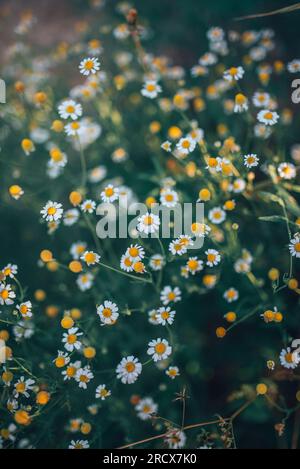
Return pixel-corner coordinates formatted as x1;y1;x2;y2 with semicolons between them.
81;251;101;266
160;286;182;305
160;189;179;208
81;199;96;214
165;429;186;449
65;121;82;136
257;109;279;126
208;207;226;225
148;309;159;325
58;100;82;120
101;184;119;203
62;327;83;352
280;347;300;369
41;201;63;222
70;241;87;260
53;351;70;368
149;254;165;271
76;273;94;291
161;140;172;152
2;264;18;279
63;209;80;226
244;154;259;168
223;66;244;82
156;307;176;326
116;356;142;384
126;244;145;262
141;80;162;99
191;222;211;238
252;92;270;108
137;212;160;234
166;366;180;379
289;236;300;258
205;249;221;267
62;361;81;381
0;423;17;443
75;366;94;389
207;26;225;42
287;59;300;73
69;440;90;449
147;338;172;362
169;238;186;257
14;377;35;398
223;287;239;303
234;93;248;113
186;257;204;275
176;136;196;155
79;57;100;76
97;300;119;325
120;254;134;272
278;162;296;180
16;301;32;318
95;384;111;400
0;283;16;305
135;397;158;420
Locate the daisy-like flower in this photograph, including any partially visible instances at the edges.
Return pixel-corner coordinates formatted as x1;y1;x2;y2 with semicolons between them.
77;272;94;291
191;222;211;238
199;52;217;67
223;66;244;82
160;286;182;305
207;26;225;42
161;141;172;152
120;254;134;272
169;239;187;256
69;440;90;449
165;429;186;449
126;244;145;262
62;327;83;352
95;384;111;400
234;93;248;113
166;366;180;379
257;109;279;126
81;199;96;214
156;306;176;326
234;259;251;274
278;162;296;180
141;80;162;99
116;356;142;384
63;209;80;226
176;136;196;155
244;154;259;169
2;264;18;279
81;251;101;266
16;301;32;318
70;241;87;260
14;376;35;398
149;254;165;271
101;184;119;203
223;287;239;303
252;92;270;108
58;100;82;120
148;309;159;325
137;212;160;234
135;397;158;420
97;300;119;326
289;236;300;258
280;347;300;369
208;207;226;225
160;189;179;208
41;201;63;222
205;249;221;267
79;57;100;76
0;423;17;443
147;338;172;362
0;283;16;306
65;120;82;136
75;366;94;389
186;257;204;275
62;361;81;381
287;59;300;73
53;351;71;368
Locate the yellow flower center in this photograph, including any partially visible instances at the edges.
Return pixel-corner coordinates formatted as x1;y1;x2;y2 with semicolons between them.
125;362;136;373
102;308;112;318
1;290;9;300
294;243;300;252
85;252;96;264
188;260;198;270
47;207;57;216
67;334;77;344
168;292;176;300
155;343;166;354
66;105;75;113
129;247;139;257
84;60;94;70
16;382;26;393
